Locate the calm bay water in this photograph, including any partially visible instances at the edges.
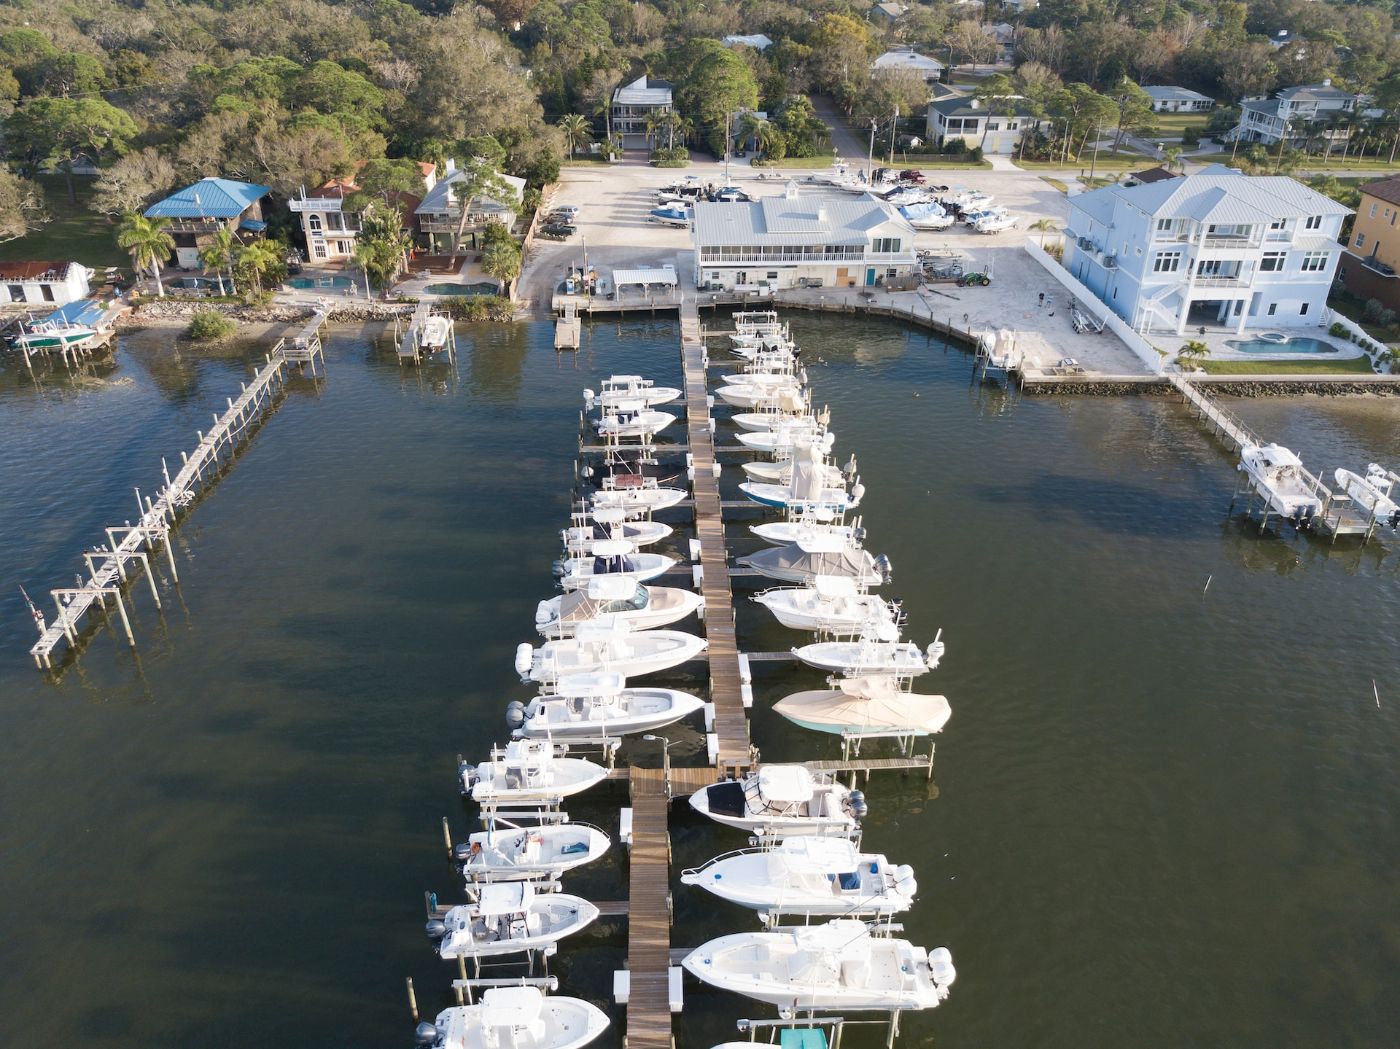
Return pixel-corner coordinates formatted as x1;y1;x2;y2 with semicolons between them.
1;315;1397;1048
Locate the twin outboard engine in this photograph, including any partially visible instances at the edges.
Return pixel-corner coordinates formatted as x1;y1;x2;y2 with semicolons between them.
927;946;957;994
506;700;528;731
847;789;868;819
551;558;567;579
873;554;893;584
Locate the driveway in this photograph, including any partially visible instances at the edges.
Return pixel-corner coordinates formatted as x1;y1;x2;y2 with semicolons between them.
811;95;869;166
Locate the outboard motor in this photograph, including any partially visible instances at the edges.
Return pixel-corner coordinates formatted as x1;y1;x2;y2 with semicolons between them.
581;464;594;480
1390;509;1400;530
551;558;567;579
928;946;957;992
893;864;918;898
852;525;867;543
926;639;946;670
452;842;475;865
850;482;866;506
582;388;596;406
415;1021;441;1047
506;701;527;731
514;643;535;681
458;761;477;797
848;789;868;819
873;554;893;584
425;919;448;941
535;601;553;627
843;455;858;479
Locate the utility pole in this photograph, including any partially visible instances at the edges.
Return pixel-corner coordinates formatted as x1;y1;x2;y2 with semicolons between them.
1089;125;1102;181
888;107;899;165
1274;116;1290;173
868;119;877;181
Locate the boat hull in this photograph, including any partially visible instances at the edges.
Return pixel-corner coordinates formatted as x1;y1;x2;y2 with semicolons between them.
519;688;706;737
792;642;929;676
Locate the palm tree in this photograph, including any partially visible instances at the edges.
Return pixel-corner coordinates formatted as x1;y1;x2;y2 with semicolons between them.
558;113;592;160
197;228;236;296
351;239;376;298
116;213;175;297
1163;146;1183;173
481;237;522;298
1030;217;1059;248
1177;339;1210;369
232;241;282;301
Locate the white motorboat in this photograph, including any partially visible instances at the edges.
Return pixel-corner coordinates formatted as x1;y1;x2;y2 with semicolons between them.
731;394;811;431
554;539;678;590
750;508;857;546
754;576;896;633
717;382;805;409
460;739;608;803
1334;463;1400;529
683;920;955;1013
456;823;611;882
775;675;952;737
428;883;600;959
740;449;864;512
516;621;707;684
731;340;797;361
562;506;672;550
590;476;688;513
742;458;846;485
511;671;706;738
792;623;944;677
680;836;917;917
585;375;681;409
689;765;864;834
1238;443;1323;521
975;212;1019;234
596;404;675;439
413;988;609;1049
538;577;702;637
739;534;888;587
420;314;453;349
736;427;834;455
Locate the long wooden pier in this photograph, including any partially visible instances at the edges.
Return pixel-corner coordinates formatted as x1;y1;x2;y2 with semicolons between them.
26;314;327;669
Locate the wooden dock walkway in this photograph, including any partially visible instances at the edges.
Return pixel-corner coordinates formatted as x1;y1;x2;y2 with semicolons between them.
624;766;675;1049
26;315;327;669
1168;373;1260;452
680;297;751;771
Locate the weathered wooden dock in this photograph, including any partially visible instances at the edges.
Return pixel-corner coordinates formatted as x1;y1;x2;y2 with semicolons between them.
26;315;327;669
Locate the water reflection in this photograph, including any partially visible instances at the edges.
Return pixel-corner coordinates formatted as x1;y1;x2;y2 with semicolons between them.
467;321;531;402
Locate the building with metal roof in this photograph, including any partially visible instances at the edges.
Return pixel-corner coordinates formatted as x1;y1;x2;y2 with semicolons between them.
1062;165;1351;335
1227;81;1363;146
872;48;944;83
415;164;525;251
691;182;917;291
926;94;1052;155
612;76;674;150
1142;86;1215;113
143;177;271;270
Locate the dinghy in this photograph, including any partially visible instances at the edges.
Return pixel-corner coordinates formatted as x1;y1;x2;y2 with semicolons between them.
753;577;897;633
680;836;917;916
792;623;944;677
516;621;707;684
455;823;610;882
585;375;681;409
511;671;706;738
1237;443;1323;522
595;404;675;439
460;740;608;803
427;883;599;958
537;577;702;637
553;539;677;590
689;765;865;834
682;920;955;1013
1334;463;1400;529
775;675;952;736
590;476;688;513
738;534;888;587
413;989;609;1049
561;506;672;551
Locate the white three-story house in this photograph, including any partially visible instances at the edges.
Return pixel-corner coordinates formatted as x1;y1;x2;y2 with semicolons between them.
1061;166;1350;335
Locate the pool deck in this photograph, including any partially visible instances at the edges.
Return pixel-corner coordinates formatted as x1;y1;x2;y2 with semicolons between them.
1192;328;1366;364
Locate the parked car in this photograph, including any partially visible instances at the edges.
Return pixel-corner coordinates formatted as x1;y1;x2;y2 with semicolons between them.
899;170;926;184
548;205;580;221
540;222;577;239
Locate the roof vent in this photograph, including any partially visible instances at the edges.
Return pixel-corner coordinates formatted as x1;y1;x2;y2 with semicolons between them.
817;205;827;222
784;179;799;200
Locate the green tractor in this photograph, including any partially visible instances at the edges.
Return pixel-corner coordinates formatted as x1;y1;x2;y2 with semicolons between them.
957;271;991;287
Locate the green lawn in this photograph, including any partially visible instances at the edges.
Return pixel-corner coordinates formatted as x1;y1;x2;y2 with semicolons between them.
1327;291;1400;343
760;156;838;169
1151;112;1213;136
1040;176;1070;193
560;157;613;167
1199;356;1378;375
0;175;129;271
1295;156;1400;173
1014;151;1149;172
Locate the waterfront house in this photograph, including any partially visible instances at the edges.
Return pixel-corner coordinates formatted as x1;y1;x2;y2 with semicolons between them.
1337;175;1400;312
869;2;906;23
0;261;91;306
1061;165;1350;335
414;165;525;252
873;48;944;84
288;163;434;263
1227;82;1360;147
612;76;674;150
1142;86;1215;114
144;177;270;270
926;95;1051;155
691;181;917;291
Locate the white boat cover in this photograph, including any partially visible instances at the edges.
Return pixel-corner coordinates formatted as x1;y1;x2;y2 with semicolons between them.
775;676;953;734
478;987;543;1027
554;671;628;697
476;882;531;916
758;764;816;804
738;544;877;582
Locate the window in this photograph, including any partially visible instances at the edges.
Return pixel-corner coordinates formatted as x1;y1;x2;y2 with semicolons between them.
766;272;778;280
40;285;54;301
1267;302;1277;316
1305;215;1323;230
1261;252;1286;272
7;284;24;301
1355;234;1366;249
871;237;901;253
1270;219;1285;230
1301;251;1329;272
1152;251;1181;273
1300;302;1309;315
312;242;327;259
987;121;1001;131
1156;217;1173;233
1370;204;1378;218
308;214;323;233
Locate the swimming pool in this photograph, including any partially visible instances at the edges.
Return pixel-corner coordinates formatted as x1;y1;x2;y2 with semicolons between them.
422;282;499;296
287;276;356;290
1225;335;1337;355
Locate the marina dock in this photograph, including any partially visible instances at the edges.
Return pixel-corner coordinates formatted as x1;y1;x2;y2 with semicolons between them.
26;314;327;669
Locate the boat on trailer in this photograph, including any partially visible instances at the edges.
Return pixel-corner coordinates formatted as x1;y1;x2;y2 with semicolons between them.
680;835;918;917
511;670;706;738
413;988;609;1049
427;882;599;959
682;919;955;1013
455;823;610;882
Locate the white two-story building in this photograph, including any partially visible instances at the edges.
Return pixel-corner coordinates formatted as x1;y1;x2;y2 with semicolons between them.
1229;81;1360;146
692;182;917;290
1061;165;1350;335
288;162;437;262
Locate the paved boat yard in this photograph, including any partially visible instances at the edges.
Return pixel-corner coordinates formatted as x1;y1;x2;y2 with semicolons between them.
523;155;1155;376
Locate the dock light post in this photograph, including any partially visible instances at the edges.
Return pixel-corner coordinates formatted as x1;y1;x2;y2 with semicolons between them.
643;734;679;798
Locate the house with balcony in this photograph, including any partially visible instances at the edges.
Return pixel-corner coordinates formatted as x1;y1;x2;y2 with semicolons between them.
144;177;270;270
0;261;92;306
612;76;673;150
1337;174;1400;312
1227;81;1360;146
927;94;1051;155
288;163;435;263
414;165;525;252
1142;86;1215;114
1062;166;1349;335
873;48;944;84
691;181;917;291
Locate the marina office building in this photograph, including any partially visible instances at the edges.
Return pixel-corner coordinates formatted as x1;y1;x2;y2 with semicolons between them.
691;184;918;290
1062;166;1349;335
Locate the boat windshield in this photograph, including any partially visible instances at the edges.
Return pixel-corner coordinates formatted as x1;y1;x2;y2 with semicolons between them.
603;586;648;613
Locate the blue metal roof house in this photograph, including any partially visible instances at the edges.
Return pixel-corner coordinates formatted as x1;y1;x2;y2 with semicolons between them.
144;177;271;271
